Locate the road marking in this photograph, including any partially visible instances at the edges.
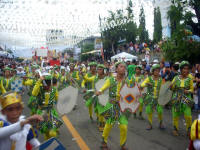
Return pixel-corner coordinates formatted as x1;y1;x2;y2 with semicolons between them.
62;115;90;150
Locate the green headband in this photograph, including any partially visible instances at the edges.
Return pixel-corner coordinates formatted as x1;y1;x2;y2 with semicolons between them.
44;75;52;80
69;63;74;66
151;64;160;72
88;62;97;66
31;65;39;69
136;65;142;70
97;64;105;69
4;67;11;71
179;61;189;68
54;65;59;69
115;61;126;68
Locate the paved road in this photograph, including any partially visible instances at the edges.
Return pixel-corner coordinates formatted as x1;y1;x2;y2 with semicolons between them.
22;91;196;150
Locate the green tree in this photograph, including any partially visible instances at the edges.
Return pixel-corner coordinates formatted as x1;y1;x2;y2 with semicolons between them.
80;43;94;61
167;1;183;35
125;0;138;43
153;7;162;43
138;7;149;43
161;0;200;64
168;0;200;36
100;1;137;56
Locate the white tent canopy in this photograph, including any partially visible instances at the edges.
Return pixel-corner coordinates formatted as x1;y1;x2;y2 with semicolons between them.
111;52;138;62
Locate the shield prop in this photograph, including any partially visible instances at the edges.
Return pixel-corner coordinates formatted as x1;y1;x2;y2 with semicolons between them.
11;78;23;92
57;86;78;115
119;84;140;113
33;138;66;150
158;81;173;106
95;79;109;106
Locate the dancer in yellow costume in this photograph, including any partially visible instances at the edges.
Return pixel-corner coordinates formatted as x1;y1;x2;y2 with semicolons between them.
133;65;144;119
170;61;193;136
23;66;40;114
67;63;81;86
96;62;135;150
0;67;15;95
141;64;165;130
51;65;61;80
83;64;106;131
32;74;62;140
81;62;97;121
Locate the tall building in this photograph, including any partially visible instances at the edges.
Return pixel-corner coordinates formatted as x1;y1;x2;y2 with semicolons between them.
153;0;171;38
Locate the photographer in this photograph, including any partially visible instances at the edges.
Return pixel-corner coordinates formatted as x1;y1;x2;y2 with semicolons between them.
161;62;174;81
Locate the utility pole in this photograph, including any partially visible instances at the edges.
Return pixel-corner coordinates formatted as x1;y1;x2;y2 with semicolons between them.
99;14;104;61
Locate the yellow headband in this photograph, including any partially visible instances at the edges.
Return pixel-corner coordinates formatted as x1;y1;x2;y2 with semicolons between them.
0;92;23;109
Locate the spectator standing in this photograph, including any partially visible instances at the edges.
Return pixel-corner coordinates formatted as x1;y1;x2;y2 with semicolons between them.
195;65;200;110
161;62;174;82
171;63;180;76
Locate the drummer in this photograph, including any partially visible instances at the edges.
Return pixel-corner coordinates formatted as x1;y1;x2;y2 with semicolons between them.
58;66;67;91
32;74;62;140
140;64;165;130
96;61;135;150
67;63;81;86
23;69;40;114
81;62;97;122
170;61;194;136
27;65;39;78
82;64;106;132
133;65;144;119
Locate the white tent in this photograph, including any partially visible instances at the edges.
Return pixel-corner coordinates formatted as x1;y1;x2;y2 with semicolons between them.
111;52;138;62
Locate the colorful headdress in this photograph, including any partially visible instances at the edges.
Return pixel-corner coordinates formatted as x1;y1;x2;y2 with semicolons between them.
0;92;23;109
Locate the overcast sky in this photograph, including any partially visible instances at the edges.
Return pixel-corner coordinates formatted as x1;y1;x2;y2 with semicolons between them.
0;0;155;49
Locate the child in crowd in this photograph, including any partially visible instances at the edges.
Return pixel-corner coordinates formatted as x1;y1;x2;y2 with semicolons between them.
0;92;43;150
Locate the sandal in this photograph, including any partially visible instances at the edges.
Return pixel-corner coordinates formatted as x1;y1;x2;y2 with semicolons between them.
99;125;104;132
100;142;109;150
159;124;165;130
146;125;152;130
172;129;179;136
121;146;128;150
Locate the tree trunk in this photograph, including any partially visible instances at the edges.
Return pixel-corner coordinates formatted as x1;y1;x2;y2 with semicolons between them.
112;42;115;55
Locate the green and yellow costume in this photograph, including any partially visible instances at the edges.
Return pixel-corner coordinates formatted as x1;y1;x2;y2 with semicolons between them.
67;70;80;86
81;62;97;120
23;77;38;114
32;76;62;140
134;65;144;118
83;64;106;130
170;75;193;132
0;67;14;95
99;75;135;147
141;66;163;127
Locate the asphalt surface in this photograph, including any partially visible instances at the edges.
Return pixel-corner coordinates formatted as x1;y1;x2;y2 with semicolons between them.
22;90;196;150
